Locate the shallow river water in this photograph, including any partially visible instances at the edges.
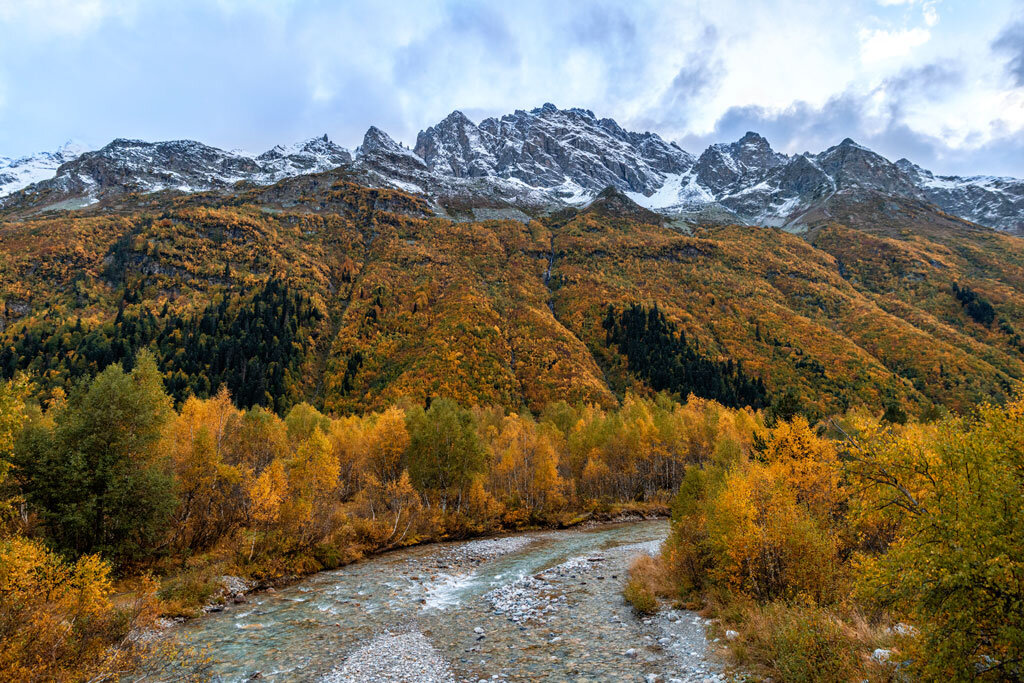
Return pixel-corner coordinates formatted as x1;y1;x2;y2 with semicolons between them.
174;520;725;682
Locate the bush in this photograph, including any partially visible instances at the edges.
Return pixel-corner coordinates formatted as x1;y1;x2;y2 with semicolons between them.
852;399;1024;679
707;464;843;603
732;603;859;683
0;536;155;680
623;577;658;615
157;565;224;618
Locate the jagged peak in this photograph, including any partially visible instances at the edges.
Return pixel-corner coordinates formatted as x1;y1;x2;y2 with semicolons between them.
257;134;349;162
895;158;924;174
106;138;149;147
360;126;402;150
440;110;474;126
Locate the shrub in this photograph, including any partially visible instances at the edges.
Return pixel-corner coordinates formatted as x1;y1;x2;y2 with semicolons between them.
852;399;1024;679
0;536;155;680
624;577;658;615
157;565;224;618
732;603;859;683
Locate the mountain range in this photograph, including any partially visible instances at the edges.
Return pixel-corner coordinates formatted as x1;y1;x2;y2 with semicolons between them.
2;104;1022;234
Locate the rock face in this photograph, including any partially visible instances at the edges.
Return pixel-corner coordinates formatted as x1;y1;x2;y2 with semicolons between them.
3;104;1022;233
414;104;695;195
6;135;351;206
896;158;1024;234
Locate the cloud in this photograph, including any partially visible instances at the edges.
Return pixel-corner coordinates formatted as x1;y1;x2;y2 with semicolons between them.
0;0;1021;178
648;26;722;123
859;27;932;62
994;21;1024;86
0;0;136;37
670;62;1024;176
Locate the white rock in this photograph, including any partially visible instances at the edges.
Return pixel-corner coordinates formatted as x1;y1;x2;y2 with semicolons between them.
725;629;739;641
890;622;919;637
871;648;893;663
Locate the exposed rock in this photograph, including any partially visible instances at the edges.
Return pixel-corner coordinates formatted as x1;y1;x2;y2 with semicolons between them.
3;104;1020;234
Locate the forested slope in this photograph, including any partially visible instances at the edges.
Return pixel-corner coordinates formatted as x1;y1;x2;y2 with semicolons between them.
2;176;1023;419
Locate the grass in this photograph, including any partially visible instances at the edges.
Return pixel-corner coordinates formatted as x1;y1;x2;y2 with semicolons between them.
714;600;900;682
156;564;226;618
623;553;676;614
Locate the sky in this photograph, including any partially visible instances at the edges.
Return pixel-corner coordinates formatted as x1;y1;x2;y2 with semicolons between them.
1;0;1023;176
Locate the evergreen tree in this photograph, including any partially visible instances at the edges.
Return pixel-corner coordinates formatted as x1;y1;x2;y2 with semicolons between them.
604;304;768;409
14;350;176;566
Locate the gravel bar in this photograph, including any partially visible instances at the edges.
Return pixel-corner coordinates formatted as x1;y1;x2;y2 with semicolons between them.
323;630;456;683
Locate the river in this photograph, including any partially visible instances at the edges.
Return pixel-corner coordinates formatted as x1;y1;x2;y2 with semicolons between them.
173;519;726;682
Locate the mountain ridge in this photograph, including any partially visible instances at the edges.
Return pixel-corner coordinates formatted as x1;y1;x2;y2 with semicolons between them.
2;104;1022;234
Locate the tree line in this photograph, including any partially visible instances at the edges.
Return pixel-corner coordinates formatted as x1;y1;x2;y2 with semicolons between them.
0;278;321;413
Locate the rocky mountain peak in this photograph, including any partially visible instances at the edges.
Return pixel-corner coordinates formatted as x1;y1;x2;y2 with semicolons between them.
0;140;87;197
693;132;785;196
414;111;495;178
813;138;920;196
358;126;402;155
2;104;1022;234
584;185;663;223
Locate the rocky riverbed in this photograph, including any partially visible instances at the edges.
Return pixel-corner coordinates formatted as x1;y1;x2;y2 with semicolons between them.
173;520;730;682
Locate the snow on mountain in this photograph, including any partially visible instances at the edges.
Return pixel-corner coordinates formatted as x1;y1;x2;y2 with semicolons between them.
0;141;86;197
2;105;1022;234
412;103;694;195
1;135;352;206
895;159;1024;234
255;134;353;182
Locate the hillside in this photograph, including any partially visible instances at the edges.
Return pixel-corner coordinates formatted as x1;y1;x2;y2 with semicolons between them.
2;174;1023;420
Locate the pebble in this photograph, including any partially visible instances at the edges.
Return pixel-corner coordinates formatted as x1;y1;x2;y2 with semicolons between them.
410;536;536;575
221;575;254;596
888;622;919;637
323;630;455;682
484;552;607;623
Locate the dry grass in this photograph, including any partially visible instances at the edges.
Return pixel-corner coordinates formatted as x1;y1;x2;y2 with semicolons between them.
715;601;900;682
623;553;678;614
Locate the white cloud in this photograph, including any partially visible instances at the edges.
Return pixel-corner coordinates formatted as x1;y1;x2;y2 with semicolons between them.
859;27;931;62
0;0;1020;176
0;0;136;37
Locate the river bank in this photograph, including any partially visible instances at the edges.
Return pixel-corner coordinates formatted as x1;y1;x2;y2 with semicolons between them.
151;504;669;621
165;518;729;682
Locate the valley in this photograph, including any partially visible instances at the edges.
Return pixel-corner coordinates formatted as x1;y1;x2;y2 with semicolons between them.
1;103;1023;683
